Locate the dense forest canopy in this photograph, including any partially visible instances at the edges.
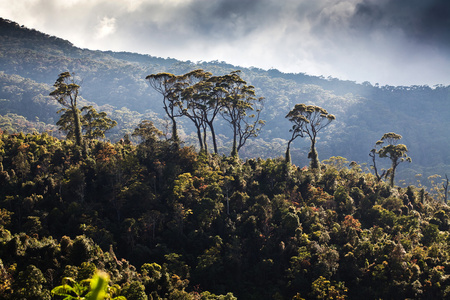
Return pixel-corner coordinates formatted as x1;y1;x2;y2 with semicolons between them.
1;17;450;300
0;129;449;299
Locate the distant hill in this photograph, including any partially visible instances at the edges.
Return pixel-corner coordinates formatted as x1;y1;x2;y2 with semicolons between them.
0;17;449;187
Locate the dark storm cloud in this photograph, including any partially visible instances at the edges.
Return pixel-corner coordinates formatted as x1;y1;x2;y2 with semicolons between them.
1;0;450;85
138;0;282;39
351;0;450;47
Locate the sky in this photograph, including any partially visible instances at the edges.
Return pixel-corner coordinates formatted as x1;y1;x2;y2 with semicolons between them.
1;0;450;86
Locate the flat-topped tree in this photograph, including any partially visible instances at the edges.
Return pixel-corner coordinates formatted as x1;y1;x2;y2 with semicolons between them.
146;73;183;143
180;69;213;153
50;72;83;146
220;71;265;157
376;132;411;187
285;104;335;168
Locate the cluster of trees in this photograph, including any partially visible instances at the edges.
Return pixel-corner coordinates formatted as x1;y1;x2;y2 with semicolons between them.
0;130;239;299
0;100;449;299
146;70;264;157
1;18;450;299
54;70;410;189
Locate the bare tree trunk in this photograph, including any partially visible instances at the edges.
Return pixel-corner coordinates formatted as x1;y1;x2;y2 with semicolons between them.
72;106;83;146
444;174;449;203
196;126;204;152
231;126;238;157
309;139;319;169
208;121;218;154
285;140;292;164
171;117;178;142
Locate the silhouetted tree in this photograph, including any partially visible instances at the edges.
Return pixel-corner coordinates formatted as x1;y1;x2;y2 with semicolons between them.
285;104;335;168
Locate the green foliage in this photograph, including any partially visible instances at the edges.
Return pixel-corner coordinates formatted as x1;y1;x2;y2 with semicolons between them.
50;72;84;146
58;106;117;141
3;30;450;300
15;264;51;299
122;281;147;300
310;276;348;300
371;132;411;187
285;104;335;168
81;106;117;140
1;18;450;188
51;276;90;299
51;271;126;300
1;93;450;299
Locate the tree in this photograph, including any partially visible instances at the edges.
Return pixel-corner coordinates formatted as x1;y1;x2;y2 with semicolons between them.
50;72;83;146
146;73;183;143
375;132;411;187
207;75;229;154
132;119;164;157
132;120;163;145
80;106;117;140
56;108;78;141
285;104;335;168
220;71;264;157
57;106;117;140
180;69;213;153
15;265;50;299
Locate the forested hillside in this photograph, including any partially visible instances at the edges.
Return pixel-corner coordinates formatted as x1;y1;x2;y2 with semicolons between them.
1;130;450;299
0;18;449;187
1;17;450;300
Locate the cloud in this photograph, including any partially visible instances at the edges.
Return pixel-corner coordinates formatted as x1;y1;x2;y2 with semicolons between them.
350;0;450;46
95;16;116;39
1;0;450;86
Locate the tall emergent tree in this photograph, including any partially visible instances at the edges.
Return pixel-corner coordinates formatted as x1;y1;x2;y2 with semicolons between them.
180;69;213;153
285;104;335;168
146;73;183;143
373;132;411;187
50;72;83;146
220;71;265;157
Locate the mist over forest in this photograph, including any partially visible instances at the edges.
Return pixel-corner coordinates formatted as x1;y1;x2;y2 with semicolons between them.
1;17;450;300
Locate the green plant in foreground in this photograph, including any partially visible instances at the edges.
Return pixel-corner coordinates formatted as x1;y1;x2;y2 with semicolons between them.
51;271;126;300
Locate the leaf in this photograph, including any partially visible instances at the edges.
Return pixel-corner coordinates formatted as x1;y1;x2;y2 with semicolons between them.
86;271;109;300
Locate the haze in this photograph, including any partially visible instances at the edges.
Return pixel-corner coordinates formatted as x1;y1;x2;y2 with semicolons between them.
1;0;450;86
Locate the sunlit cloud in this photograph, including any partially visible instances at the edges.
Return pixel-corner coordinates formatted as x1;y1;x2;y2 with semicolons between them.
95;16;117;39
